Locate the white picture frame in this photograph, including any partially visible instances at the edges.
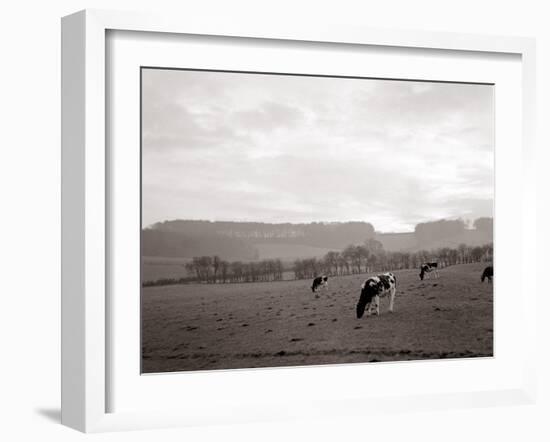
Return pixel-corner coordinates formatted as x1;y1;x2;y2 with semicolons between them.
61;9;537;433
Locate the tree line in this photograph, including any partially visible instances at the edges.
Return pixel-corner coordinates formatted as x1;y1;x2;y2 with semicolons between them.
142;221;377;262
142;240;492;287
143;256;284;287
292;240;493;279
143;217;493;264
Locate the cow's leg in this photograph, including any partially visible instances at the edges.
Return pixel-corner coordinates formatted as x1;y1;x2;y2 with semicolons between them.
389;287;396;312
374;295;380;316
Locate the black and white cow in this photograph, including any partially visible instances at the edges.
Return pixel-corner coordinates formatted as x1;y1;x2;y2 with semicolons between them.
481;265;493;283
419;262;439;280
311;275;328;292
356;272;397;318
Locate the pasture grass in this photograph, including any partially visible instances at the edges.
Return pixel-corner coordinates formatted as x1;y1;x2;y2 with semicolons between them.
141;262;493;373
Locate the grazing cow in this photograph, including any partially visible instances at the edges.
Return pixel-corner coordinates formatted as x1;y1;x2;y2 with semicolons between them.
419;262;439;280
481;266;493;283
356;272;397;318
311;275;328;292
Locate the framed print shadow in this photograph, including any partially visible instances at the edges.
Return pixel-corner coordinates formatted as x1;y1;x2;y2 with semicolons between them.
140;68;495;374
61;9;537;433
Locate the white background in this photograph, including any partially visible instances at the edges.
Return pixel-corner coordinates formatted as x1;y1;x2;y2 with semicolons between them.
0;1;548;441
109;31;523;414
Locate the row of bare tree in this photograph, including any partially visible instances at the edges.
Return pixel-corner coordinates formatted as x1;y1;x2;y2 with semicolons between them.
293;240;493;279
183;256;284;284
142;241;493;287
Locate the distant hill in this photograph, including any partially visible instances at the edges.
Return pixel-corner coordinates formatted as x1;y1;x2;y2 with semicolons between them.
149;220;375;248
141;228;258;261
144;220;375;260
143;218;493;261
375;231;417;251
253;243;339;260
376;229;492;252
376;218;493;252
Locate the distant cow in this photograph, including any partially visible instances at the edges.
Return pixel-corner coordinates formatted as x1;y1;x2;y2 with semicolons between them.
419;262;439;280
311;275;328;292
356;272;397;318
481;266;493;283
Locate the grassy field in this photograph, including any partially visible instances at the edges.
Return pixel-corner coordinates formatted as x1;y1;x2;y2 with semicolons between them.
142;256;191;281
141;262;493;373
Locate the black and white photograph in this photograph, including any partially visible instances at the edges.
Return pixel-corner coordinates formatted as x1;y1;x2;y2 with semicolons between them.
2;0;545;438
140;68;494;374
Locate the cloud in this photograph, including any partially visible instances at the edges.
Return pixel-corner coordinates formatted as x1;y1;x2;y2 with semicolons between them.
141;69;494;232
232;101;306;132
142;96;250;152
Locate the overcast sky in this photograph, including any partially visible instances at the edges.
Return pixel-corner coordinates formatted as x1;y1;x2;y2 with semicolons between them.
141;68;494;233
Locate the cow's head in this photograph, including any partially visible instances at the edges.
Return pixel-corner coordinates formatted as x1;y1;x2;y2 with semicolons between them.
419;266;426;280
356;300;367;318
356;281;376;318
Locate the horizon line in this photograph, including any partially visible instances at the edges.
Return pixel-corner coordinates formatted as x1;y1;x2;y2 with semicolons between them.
142;216;493;234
